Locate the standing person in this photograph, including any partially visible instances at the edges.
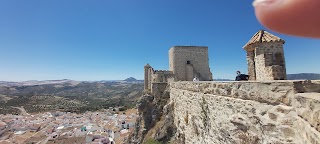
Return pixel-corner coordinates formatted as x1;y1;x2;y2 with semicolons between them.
235;71;249;81
193;76;199;82
235;71;242;81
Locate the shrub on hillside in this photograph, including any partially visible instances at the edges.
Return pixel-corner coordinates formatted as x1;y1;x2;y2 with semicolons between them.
144;138;162;144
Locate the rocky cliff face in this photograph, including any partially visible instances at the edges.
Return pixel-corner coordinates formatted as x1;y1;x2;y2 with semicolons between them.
131;80;320;144
129;87;176;144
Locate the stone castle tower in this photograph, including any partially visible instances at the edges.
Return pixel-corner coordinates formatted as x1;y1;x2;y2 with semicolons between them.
243;30;287;81
169;46;212;81
144;46;212;92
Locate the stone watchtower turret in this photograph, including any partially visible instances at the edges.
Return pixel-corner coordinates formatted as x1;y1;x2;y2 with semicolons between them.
144;63;152;91
243;30;287;81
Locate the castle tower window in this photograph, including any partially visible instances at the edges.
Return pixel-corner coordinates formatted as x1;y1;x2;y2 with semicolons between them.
187;61;191;64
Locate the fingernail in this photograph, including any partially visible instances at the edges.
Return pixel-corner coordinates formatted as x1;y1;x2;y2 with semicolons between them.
253;0;277;7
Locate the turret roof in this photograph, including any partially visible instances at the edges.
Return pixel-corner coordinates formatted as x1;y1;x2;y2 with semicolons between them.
243;30;285;49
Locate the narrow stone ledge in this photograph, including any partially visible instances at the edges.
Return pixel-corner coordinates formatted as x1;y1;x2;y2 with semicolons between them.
170;80;320;105
293;80;320;93
170;81;297;105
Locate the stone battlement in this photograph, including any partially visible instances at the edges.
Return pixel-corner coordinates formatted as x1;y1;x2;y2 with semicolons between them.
154;70;173;73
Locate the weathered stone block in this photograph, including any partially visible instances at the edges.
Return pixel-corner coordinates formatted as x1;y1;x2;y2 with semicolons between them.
169;81;320;144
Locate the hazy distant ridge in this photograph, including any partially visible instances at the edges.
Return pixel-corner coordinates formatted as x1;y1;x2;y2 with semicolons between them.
287;73;320;80
1;73;319;87
0;77;143;87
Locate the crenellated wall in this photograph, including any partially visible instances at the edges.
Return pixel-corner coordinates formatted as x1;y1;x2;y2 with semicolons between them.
152;70;174;83
169;80;320;144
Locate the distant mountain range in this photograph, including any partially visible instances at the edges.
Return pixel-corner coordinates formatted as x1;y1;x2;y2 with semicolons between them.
124;77;143;83
287;73;320;80
0;78;144;87
0;79;79;87
0;73;318;87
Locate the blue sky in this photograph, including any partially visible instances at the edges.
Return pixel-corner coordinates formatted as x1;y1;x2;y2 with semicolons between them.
0;0;319;81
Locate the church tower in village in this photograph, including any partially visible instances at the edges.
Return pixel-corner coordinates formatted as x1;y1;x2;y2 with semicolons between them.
243;30;287;81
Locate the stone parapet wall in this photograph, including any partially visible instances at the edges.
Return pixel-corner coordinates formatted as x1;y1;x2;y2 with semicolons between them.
170;81;297;105
152;72;174;83
293;80;320;93
169;80;320;144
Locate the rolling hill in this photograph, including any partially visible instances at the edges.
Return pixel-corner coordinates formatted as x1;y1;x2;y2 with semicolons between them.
0;80;143;114
287;73;320;80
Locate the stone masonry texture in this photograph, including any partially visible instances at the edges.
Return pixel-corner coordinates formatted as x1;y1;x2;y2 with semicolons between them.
169;46;212;81
244;30;287;81
169;80;320;144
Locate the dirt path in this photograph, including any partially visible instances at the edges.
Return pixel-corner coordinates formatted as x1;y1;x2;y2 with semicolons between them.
12;106;29;115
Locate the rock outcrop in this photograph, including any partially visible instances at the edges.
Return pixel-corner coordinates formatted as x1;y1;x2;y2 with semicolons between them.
129;86;176;144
